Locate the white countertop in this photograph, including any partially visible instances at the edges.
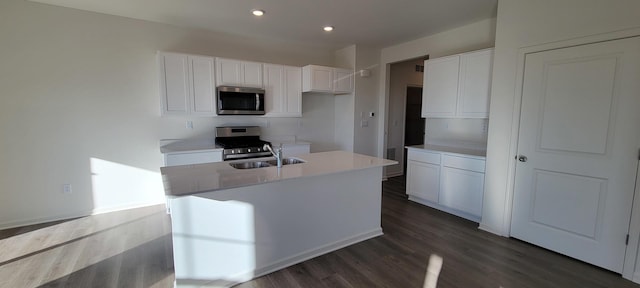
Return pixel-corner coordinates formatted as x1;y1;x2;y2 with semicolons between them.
160;151;397;196
406;142;487;157
160;139;221;154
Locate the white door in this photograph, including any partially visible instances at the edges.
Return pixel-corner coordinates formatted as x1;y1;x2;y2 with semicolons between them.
511;36;640;273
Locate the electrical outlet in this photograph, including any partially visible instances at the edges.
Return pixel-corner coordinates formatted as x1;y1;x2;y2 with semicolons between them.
186;121;194;129
63;184;72;194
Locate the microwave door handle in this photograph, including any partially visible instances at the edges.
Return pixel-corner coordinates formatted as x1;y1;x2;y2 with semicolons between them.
256;93;260;111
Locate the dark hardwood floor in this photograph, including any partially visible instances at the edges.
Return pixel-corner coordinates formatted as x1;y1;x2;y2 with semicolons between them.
1;176;639;287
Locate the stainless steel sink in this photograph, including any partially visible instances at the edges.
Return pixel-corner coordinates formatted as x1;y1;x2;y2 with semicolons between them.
229;161;273;169
267;158;306;166
229;158;306;169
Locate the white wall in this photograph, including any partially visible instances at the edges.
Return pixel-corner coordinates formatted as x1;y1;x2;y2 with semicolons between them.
333;46;356;152
353;46;381;157
0;0;336;228
378;18;496;174
425;119;488;145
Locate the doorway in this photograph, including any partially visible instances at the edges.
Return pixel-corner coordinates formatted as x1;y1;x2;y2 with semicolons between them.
402;86;425;173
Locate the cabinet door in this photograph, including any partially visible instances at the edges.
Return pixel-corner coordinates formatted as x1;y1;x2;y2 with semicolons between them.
243;61;263;87
334;68;353;94
263;64;285;115
216;58;243;86
189;56;216;115
457;49;493;118
303;65;333;92
440;167;484;217
284;66;302;116
159;52;190;114
406;160;440;203
422;55;459;118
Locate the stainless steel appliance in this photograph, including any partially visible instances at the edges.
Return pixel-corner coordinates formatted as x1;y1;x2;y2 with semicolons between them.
217;86;265;115
215;126;272;160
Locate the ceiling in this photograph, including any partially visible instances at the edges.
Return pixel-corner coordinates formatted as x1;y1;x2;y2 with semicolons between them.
30;0;498;50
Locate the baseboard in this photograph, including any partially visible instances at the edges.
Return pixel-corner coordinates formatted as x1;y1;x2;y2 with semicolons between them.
191;228;385;287
90;200;165;215
0;210;94;230
408;195;480;223
386;171;403;178
253;228;383;278
632;271;640;284
478;223;507;237
0;201;165;230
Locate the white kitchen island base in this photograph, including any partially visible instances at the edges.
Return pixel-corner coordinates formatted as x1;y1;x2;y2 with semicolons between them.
170;166;384;287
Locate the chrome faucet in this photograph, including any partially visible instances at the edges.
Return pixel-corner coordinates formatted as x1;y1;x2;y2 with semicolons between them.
263;143;283;168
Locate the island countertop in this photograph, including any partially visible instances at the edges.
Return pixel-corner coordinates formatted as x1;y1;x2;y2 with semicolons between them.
161;151;397;197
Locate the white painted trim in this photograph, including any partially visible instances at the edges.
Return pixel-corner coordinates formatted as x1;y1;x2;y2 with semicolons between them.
623;160;640;281
253;229;383;279
386;171;404;178
500;27;640;280
0;210;93;230
0;202;165;230
409;195;480;223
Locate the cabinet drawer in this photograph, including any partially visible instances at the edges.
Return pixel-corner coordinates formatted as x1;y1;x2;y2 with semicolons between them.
442;155;485;173
407;150;441;165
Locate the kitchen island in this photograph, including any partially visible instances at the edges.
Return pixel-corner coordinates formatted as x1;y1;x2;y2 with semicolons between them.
160;151;397;287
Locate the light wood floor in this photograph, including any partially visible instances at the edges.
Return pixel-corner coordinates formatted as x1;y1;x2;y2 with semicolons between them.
1;177;639;287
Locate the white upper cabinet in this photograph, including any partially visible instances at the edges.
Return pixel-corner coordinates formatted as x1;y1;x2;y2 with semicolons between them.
302;65;353;94
457;49;493;118
422;48;493;118
216;58;263;88
158;52;216;116
263;64;302;117
422;55;459;117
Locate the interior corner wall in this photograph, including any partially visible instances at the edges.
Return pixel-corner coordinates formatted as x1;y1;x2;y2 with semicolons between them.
333;45;357;152
352;46;382;157
0;0;335;229
482;0;640;239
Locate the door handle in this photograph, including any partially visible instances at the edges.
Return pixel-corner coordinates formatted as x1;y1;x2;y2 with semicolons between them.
518;155;528;162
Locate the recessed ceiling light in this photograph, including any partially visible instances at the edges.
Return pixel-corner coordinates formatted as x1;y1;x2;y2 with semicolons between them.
323;26;334;32
251;9;265;16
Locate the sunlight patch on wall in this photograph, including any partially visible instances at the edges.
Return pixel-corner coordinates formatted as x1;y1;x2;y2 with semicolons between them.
90;158;165;213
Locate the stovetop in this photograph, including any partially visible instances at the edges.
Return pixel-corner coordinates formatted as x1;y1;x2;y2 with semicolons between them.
215;136;270;149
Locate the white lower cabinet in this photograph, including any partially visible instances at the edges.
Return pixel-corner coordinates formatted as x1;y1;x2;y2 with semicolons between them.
440;167;484;217
407;160;440;203
406;148;485;222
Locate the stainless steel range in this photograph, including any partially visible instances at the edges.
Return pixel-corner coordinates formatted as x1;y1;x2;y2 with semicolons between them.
215;126;272;161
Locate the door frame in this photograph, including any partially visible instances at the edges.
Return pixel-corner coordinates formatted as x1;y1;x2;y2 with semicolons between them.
503;28;640;280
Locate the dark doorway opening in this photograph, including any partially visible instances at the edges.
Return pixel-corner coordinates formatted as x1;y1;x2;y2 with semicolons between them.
403;86;425;173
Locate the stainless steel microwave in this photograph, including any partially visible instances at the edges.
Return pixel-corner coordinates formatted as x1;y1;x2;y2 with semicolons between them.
216;86;265;115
